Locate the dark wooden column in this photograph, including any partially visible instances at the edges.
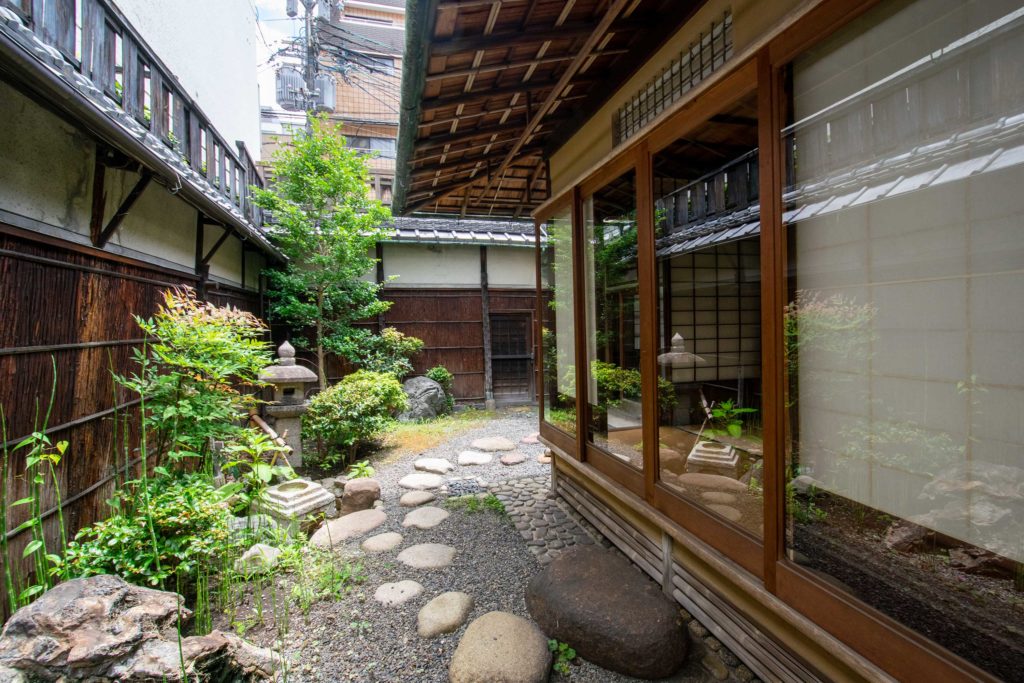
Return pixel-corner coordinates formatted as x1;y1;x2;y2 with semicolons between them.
376;242;386;332
481;245;494;408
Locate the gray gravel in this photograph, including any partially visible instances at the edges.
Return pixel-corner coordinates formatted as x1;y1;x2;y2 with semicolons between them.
214;408;713;682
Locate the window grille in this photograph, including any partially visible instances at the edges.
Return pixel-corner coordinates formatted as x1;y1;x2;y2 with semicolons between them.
612;12;733;147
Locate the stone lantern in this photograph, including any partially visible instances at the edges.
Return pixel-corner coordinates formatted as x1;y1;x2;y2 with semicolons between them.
260;340;317;466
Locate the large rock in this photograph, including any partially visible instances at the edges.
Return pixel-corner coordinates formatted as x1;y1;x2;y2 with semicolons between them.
449;611;551;683
526;546;687;679
399;376;448;421
310;508;386;547
0;575;278;681
340;478;381;514
417;592;474;638
234;543;281;575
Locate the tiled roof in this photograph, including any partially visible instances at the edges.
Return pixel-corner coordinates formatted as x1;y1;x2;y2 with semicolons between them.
385;217;539;246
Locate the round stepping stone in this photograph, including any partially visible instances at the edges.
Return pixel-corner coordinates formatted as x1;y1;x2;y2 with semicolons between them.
537;453;552;465
310;508;386;547
526;546;687;679
449;611;551;683
361;531;403;553
399;472;445;490
520;432;540;444
402;506;450;530
469;436;516;452
418;591;474;638
701;491;738;505
373;580;424;606
400;490;436;507
706;503;742;523
415;457;455;474
397;543;457;569
676;472;748;493
500;452;526;466
458;450;492;466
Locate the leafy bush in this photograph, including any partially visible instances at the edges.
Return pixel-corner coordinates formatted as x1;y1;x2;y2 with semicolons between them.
352;327;424;379
347;459;374;479
219;428;295;514
591;360;677;412
425;365;455;412
64;474;233;588
303;370;408;468
117;287;270;468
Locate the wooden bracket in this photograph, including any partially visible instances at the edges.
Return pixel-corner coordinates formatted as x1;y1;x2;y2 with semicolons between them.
93;169;152;248
201;226;232;265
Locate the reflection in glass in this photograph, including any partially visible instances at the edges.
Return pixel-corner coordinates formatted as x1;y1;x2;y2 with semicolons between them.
784;1;1024;678
583;171;643;468
652;92;763;536
540;209;577;435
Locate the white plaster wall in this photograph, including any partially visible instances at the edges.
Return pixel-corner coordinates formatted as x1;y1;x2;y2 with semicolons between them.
382;243;480;287
205;228;244;283
487;246;536;288
0;81;93;235
105;173;196;269
114;0;262;156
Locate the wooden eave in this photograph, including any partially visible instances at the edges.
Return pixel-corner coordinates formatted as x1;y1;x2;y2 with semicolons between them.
395;0;708;218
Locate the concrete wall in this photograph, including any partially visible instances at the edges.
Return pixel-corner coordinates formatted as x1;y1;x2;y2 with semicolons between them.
486;246;535;288
115;0;262;156
382;243;480;287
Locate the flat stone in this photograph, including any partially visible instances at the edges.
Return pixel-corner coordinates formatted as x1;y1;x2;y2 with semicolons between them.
360;532;404;553
500;453;526;466
526;545;688;679
520;433;540;444
450;611;551;683
417;592;474;638
397;543;457;569
310;508;386;547
677;472;748;493
469;436;516;452
373;580;424;606
402;506;450;530
398;472;445;490
537;454;552;465
701;491;738;505
415;457;455;474
400;490;436;507
458;451;492;466
706;504;742;523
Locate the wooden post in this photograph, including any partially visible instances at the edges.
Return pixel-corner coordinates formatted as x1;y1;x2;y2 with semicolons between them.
376;242;386;332
481;245;494;409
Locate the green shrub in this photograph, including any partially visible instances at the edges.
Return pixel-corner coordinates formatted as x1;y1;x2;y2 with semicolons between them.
64;474;233;588
352;327;424;379
425;365;455;412
303;370;408;467
591;360;677;412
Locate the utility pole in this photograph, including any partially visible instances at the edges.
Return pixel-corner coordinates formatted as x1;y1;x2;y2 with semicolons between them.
280;0;334;128
302;0;317;130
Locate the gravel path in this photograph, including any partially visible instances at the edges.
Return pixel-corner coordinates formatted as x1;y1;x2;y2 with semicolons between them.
216;408;716;682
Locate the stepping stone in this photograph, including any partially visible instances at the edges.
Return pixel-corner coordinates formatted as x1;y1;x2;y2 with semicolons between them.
701;491;738;505
520;433;540;444
458;450;492;466
707;503;742;523
400;490;436;507
470;436;516;452
415;457;455;474
537;453;552;465
361;532;403;553
373;580;424;606
449;611;551;683
310;508;386;547
399;472;445;490
500;453;526;466
526;545;688;679
676;472;747;493
403;506;449;530
397;543;457;569
418;591;474;638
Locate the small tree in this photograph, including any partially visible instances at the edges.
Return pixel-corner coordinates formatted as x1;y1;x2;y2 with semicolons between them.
253;116;392;388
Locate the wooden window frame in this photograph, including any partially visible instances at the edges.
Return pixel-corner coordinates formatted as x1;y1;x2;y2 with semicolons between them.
532;0;1003;679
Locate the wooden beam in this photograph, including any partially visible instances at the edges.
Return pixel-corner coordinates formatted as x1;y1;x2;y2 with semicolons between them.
89;155;106;246
94;170;152;248
431;21;603;56
426;52;576;82
481;245;493;406
201;226;232;265
421;77;589;111
418;124;526;151
412;140;543;169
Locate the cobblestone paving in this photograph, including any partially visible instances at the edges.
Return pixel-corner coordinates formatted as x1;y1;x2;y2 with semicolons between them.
490;474;610;564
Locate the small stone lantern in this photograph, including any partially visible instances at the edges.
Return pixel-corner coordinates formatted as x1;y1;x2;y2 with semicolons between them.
260;341;317;466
